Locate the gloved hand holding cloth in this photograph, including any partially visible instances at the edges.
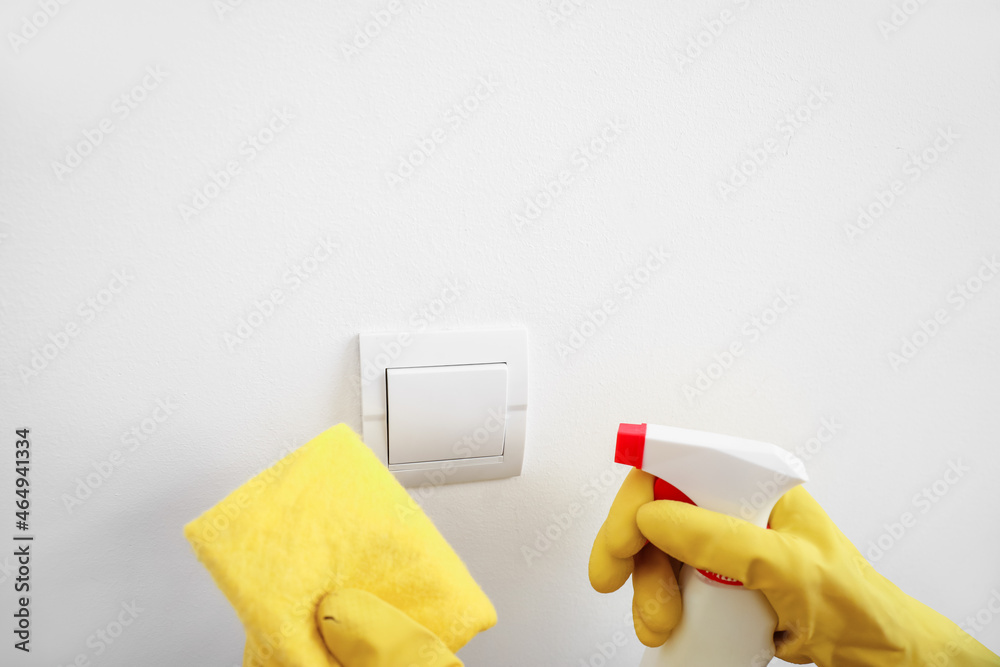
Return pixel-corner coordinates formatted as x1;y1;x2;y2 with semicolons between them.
185;424;496;667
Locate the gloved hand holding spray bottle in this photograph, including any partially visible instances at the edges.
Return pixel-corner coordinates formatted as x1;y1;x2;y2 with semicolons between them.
590;423;1000;667
608;423;808;666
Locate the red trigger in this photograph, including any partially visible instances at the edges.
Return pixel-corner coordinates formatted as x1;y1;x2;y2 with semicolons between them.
653;478;696;505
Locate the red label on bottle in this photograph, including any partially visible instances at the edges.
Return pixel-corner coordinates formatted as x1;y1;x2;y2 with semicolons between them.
697;569;744;586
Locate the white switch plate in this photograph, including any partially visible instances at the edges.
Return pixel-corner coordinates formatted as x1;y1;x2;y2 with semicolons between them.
359;328;527;487
387;363;508;464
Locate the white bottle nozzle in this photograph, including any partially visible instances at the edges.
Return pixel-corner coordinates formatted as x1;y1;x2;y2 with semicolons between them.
616;423;807;527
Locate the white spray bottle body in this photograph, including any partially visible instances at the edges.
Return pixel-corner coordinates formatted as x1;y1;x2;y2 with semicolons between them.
614;423;808;667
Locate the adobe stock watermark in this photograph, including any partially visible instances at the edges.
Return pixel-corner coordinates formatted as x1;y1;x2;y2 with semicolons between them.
414;609;488;666
224;235;339;351
577;626;632;667
738;417;842;521
521;466;628;566
61;397;179;513
352;279;463;397
542;0;592;27
396;407;506;520
576;575;687;666
7;0;72;55
179;108;295;223
187;437;308;559
887;254;998;371
384;76;500;187
866;459;970;562
556;246;668;362
240;569;347;667
717;85;833;201
188;437;306;554
51;65;168;181
577;617;647;667
513;117;625;231
877;0;930;40
213;0;253;21
18;269;135;384
960;588;1000;642
52;600;143;667
844;126;959;242
682;288;797;403
916;588;1000;667
339;0;430;60
673;0;755;73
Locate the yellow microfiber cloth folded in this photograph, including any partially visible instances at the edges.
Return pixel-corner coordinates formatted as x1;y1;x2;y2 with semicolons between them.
184;423;497;666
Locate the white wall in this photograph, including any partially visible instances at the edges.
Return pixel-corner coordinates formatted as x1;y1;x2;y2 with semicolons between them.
2;0;999;665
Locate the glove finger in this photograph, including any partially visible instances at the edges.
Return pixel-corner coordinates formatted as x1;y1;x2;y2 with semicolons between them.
604;468;656;558
636;500;787;588
317;589;462;667
633;598;672;648
588;468;655;594
588;521;634;593
768;486;826;534
632;543;683;640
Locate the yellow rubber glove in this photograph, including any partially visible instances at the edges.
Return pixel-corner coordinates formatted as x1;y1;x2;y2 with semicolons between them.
244;588;462;667
316;589;462;667
592;468;1000;665
589;468;683;647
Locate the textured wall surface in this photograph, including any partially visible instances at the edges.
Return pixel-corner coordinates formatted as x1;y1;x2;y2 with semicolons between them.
1;1;999;665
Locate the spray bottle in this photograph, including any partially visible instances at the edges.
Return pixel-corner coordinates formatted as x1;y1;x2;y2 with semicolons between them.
614;423;808;667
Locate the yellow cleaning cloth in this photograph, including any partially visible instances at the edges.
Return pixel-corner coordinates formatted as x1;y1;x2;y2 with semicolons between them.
184;423;496;666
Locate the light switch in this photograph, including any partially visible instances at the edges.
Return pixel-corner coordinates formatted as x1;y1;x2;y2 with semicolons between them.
359;328;527;486
387;363;507;465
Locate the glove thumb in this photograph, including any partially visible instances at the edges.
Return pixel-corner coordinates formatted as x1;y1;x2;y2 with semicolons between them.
317;589;462;667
